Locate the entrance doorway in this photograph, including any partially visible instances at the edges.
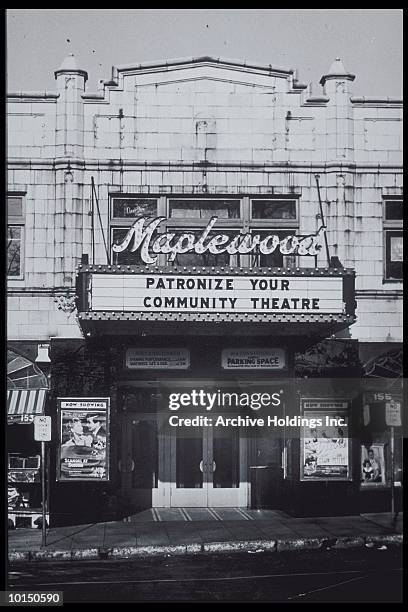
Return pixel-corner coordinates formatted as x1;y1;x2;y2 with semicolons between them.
119;407;249;509
170;421;248;507
119;412;165;509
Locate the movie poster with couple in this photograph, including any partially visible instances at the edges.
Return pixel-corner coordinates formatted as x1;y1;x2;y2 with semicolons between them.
57;398;110;481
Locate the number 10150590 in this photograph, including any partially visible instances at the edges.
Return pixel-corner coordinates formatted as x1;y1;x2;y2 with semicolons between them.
5;592;63;606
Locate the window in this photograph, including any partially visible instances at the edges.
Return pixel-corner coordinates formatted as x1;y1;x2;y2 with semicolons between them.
169;199;240;219
385;231;403;280
170;229;241;267
251;230;297;268
110;196;158;265
7;194;24;278
8;455;40;470
384;200;403;221
108;195;301;268
383;198;403;281
111;227;144;266
249;198;299;268
111;197;157;220
251;199;297;220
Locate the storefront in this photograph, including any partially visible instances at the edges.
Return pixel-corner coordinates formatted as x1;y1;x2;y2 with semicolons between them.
358;345;403;513
7;349;50;528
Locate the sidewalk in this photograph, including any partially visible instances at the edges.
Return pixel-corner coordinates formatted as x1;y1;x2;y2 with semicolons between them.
9;509;403;562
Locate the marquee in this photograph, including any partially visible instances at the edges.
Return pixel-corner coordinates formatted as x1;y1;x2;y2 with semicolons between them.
76;265;356;332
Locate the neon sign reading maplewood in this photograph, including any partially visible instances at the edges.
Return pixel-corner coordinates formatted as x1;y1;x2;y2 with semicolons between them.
112;216;326;265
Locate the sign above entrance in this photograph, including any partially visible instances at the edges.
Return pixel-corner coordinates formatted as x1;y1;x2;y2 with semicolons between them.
126;348;190;370
91;273;344;314
221;348;286;370
77;265;356;329
112;216;326;264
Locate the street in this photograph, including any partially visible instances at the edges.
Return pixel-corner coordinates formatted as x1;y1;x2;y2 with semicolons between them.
8;545;402;602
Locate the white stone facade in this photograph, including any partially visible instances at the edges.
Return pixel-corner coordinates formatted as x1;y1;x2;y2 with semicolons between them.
7;56;403;343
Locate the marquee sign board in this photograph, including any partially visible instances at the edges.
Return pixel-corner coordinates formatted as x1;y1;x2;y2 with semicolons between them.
90;273;344;314
76;265;355;330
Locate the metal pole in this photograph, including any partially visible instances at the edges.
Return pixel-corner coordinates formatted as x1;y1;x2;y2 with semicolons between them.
314;174;331;267
390;426;395;515
41;441;46;547
93;181;111;265
91;177;95;265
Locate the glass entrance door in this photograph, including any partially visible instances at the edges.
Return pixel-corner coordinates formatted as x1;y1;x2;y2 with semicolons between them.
120;412;166;509
169;422;248;507
170;425;207;506
119;388;249;509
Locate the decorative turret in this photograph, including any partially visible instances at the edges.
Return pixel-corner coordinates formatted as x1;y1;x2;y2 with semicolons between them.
54;53;88;83
319;58;355;162
319;58;355;94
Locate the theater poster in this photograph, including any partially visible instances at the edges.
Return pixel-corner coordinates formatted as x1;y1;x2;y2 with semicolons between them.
301;399;351;481
56;398;110;481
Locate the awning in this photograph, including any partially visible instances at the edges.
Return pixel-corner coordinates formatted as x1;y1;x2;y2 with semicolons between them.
7;389;47;423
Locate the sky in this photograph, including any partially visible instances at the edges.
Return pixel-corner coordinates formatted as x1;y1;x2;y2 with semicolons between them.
6;9;403;98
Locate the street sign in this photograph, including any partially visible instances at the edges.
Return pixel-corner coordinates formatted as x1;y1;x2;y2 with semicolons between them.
385;402;401;427
34;415;52;441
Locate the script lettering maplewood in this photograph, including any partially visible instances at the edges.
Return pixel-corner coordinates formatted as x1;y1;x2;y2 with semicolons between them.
112;216;326;264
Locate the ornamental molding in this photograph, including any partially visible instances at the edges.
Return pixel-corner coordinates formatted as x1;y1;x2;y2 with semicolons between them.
54;294;77;313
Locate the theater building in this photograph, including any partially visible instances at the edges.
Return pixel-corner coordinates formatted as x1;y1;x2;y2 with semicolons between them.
7;55;402;525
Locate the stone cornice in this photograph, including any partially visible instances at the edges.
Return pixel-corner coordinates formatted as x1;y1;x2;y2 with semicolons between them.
6;158;404;173
7;92;59;100
113;55;295;79
355;290;403;298
351;96;402;106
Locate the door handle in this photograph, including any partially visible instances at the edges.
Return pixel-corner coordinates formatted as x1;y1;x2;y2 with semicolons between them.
200;460;215;472
119;459;134;473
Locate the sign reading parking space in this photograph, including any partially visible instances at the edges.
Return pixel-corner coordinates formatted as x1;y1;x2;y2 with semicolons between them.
34;415;52;441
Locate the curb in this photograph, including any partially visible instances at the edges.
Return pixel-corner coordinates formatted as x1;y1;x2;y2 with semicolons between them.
9;533;403;562
204;540;276;553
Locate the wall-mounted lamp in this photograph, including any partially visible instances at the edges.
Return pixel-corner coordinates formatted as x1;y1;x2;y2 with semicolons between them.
35;343;51;364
